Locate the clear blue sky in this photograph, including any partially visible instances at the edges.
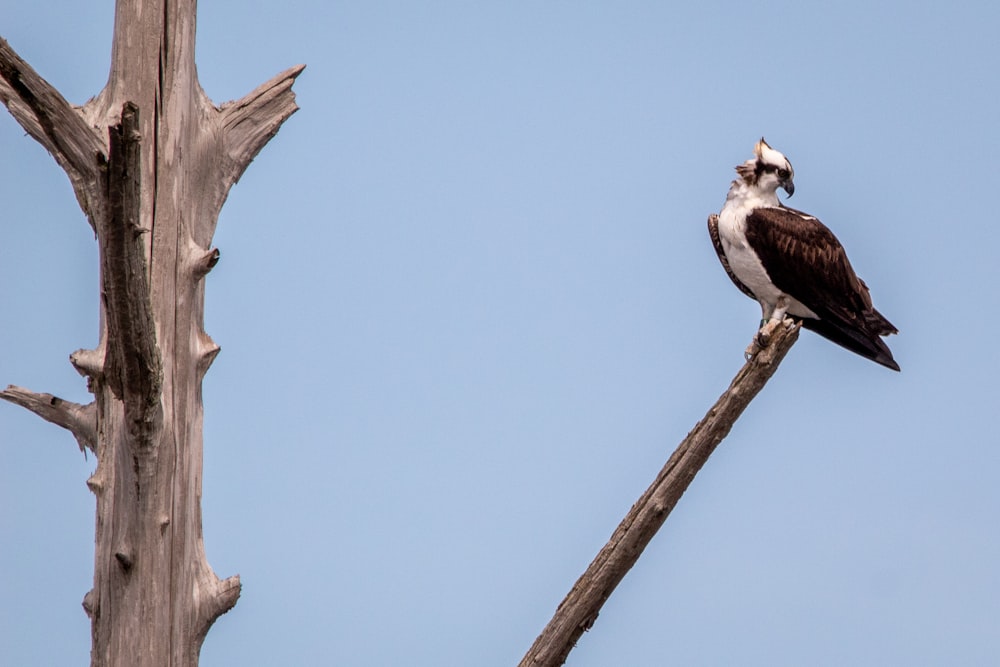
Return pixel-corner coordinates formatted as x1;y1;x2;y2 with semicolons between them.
2;2;999;665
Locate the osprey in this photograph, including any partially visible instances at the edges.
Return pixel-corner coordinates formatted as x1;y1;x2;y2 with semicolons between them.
709;138;899;370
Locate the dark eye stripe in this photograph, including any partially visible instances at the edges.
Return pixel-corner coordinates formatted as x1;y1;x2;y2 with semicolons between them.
756;162;790;178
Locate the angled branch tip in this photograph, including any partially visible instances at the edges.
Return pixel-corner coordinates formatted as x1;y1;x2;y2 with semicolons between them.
218;64;305;192
0;385;97;454
519;323;799;667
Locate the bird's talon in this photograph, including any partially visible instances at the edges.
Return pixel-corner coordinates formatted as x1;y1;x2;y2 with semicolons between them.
754;321;774;349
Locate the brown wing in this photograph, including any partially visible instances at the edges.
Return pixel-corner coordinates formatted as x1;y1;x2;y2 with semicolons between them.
707;214;755;300
744;207;883;326
745;206;900;370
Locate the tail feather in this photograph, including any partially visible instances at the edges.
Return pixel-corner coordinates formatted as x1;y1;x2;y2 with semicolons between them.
864;307;899;337
799;317;900;371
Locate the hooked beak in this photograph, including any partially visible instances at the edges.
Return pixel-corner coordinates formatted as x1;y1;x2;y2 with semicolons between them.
781;177;795;198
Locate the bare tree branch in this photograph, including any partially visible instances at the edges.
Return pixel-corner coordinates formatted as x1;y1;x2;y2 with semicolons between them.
0;385;97;454
519;321;801;667
0;37;105;228
218;64;305;190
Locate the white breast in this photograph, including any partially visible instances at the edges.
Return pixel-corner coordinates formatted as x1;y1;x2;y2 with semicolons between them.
717;205;776;299
717;184;818;319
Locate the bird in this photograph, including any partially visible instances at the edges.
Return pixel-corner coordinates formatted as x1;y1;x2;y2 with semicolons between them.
708;138;899;370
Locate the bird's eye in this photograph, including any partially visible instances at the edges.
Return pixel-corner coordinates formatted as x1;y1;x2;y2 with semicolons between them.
778;168;790;179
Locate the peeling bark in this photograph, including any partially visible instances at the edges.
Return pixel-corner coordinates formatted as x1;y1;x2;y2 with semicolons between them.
0;2;302;665
101;102;162;442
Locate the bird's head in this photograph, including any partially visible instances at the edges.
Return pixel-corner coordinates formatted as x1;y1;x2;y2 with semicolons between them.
735;138;795;197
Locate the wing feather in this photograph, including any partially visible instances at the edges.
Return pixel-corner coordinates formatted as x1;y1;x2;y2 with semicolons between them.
745;206;900;370
744;207;895;333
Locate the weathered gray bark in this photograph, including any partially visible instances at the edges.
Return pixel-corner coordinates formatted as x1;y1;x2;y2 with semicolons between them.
519;320;800;667
0;2;302;664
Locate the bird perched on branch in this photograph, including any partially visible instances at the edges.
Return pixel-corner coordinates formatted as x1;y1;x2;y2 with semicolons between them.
708;138;899;370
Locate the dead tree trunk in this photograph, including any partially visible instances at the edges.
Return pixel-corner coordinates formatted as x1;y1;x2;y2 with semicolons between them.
520;321;800;667
0;2;302;664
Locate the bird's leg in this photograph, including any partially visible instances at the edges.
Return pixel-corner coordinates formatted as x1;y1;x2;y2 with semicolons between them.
760;298;789;343
745;297;793;360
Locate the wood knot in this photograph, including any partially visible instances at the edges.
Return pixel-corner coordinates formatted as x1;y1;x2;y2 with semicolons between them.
86;473;105;494
114;551;133;571
82;589;98;618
